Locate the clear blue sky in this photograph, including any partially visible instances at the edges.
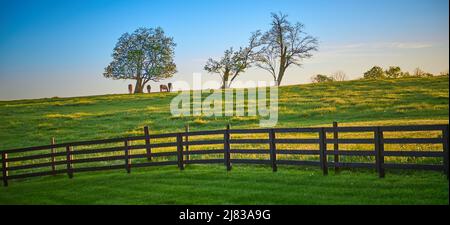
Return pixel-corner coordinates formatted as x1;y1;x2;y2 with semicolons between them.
0;0;448;100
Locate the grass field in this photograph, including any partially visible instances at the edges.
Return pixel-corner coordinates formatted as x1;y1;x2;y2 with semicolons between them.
1;76;448;148
0;165;448;205
0;76;448;204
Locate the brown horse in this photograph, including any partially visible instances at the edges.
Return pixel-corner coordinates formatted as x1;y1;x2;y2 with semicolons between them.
160;84;169;92
128;84;133;94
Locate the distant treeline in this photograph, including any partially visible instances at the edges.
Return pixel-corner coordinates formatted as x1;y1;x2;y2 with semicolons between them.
311;66;449;83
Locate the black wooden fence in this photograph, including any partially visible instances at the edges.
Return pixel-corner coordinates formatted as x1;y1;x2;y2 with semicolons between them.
1;123;448;186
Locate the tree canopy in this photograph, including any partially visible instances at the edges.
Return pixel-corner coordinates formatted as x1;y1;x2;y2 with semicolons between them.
385;66;402;78
311;74;334;83
363;66;385;79
104;27;176;93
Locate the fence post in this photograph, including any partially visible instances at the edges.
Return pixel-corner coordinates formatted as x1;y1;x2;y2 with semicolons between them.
124;140;131;173
269;129;277;172
51;137;56;175
2;152;8;187
319;128;328;175
185;124;190;163
375;127;385;178
333;122;339;173
65;145;73;178
177;133;184;170
442;125;449;179
144;126;151;161
224;124;231;171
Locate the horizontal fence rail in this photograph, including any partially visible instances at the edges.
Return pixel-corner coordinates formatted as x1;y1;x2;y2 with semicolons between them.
0;123;449;187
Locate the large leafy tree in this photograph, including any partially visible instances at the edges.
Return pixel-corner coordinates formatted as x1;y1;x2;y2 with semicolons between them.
204;31;261;89
256;12;318;86
104;27;176;93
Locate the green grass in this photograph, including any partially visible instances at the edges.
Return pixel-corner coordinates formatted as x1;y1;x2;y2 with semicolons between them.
0;76;448;148
0;76;448;204
0;165;448;205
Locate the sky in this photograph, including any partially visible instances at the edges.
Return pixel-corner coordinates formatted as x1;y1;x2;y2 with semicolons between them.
0;0;448;100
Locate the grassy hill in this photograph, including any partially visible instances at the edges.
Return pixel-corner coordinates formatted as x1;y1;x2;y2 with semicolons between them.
0;76;448;204
0;76;448;149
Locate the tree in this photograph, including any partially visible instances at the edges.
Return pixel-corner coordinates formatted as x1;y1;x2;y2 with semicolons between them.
104;27;177;93
413;67;425;77
413;67;434;77
385;66;402;78
311;74;333;83
255;12;318;86
332;70;347;81
363;66;385;79
204;32;261;89
402;72;411;77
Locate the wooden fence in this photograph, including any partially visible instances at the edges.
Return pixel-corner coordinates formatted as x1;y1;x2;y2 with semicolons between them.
1;123;448;187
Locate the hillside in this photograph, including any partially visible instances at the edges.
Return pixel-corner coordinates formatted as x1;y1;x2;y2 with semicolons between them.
0;76;448;150
0;76;448;204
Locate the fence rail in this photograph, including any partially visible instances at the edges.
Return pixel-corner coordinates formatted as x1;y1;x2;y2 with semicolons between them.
1;123;449;187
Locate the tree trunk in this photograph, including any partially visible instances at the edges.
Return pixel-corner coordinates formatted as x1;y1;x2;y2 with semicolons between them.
221;81;229;89
276;70;284;86
276;46;287;86
134;79;144;93
274;77;279;86
222;70;230;89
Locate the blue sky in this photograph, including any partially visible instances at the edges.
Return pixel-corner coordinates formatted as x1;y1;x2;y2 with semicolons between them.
0;0;448;100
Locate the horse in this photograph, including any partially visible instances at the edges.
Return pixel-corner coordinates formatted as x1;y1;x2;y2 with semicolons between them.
160;84;169;92
128;84;133;94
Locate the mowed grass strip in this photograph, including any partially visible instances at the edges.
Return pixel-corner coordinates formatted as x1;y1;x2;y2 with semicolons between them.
0;165;447;205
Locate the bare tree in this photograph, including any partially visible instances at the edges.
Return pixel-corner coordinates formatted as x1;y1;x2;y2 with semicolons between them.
332;71;347;81
413;67;434;77
413;67;425;77
204;31;261;89
255;12;318;86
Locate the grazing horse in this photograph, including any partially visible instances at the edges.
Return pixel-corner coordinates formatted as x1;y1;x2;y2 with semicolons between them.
128;84;133;94
160;84;169;92
168;83;172;92
146;85;151;93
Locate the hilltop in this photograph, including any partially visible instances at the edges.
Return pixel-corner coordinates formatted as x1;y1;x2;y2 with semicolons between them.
0;76;448;150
